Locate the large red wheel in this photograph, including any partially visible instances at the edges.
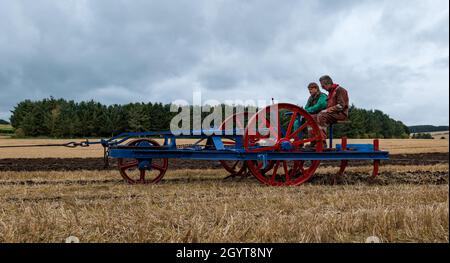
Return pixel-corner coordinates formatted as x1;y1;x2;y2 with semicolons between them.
219;112;253;178
117;139;168;184
244;103;323;186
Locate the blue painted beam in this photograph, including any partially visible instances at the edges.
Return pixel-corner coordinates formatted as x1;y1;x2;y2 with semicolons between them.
109;148;389;161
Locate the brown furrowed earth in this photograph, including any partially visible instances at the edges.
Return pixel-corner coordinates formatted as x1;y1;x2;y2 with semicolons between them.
0;138;448;243
0;164;447;186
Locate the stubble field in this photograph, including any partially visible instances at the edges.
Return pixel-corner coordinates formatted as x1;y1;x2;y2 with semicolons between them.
0;137;448;243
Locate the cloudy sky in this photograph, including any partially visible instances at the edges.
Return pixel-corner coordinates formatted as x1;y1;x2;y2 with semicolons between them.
0;0;448;125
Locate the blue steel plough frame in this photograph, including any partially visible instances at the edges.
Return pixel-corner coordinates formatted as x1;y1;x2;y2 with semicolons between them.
87;126;389;186
99;131;387;163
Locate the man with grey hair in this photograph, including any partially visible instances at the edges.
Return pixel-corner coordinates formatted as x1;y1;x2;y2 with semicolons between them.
315;75;349;142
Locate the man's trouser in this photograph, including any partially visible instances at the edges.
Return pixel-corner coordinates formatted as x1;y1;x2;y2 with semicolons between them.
313;111;347;139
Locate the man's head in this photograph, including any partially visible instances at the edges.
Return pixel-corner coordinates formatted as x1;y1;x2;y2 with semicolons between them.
319;75;334;91
307;82;320;96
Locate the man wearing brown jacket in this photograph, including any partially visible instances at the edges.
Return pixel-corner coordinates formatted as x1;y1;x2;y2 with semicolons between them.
316;75;349;141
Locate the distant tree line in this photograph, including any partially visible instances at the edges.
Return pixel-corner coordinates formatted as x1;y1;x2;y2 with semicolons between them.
331;105;410;139
9;98;410;138
10;98;176;138
0;119;9;125
411;133;433;139
408;125;449;133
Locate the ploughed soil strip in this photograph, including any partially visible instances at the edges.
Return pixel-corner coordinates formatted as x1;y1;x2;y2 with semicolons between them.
309;171;449;185
0;152;447;172
0;171;447;187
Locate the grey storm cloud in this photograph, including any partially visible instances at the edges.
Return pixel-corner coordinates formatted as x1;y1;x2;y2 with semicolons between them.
0;0;448;125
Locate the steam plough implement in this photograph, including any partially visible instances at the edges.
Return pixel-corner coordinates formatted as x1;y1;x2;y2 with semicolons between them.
1;103;388;186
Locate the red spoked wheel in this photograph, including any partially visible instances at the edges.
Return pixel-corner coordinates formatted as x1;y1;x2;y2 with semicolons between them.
219;112;253;178
244;103;324;186
117;139;168;184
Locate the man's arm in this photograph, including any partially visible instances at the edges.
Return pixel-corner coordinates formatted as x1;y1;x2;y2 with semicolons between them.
304;97;312;109
327;88;347;113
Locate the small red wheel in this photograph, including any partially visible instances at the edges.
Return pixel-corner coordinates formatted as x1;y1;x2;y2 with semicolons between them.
244;103;323;186
117;139;168;184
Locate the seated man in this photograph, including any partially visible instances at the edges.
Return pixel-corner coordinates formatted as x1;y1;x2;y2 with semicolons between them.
293;82;327;138
316;75;349;142
304;82;328;114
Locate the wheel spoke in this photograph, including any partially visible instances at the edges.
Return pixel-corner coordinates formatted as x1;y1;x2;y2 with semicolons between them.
292;136;320;146
151;163;166;172
255;161;268;170
260;116;278;139
271;161;280;183
282;161;290;183
256;161;263;169
286;112;297;137
299;161;305;174
288;121;309;139
119;160;139;170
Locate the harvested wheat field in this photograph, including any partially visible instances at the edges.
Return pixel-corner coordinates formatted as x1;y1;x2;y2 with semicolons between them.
0;169;448;243
0;138;448;243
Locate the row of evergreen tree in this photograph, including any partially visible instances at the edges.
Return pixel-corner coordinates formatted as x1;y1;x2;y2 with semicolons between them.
9;97;410;138
408;125;449;133
330;107;410;139
411;133;433;139
10;98;176;137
